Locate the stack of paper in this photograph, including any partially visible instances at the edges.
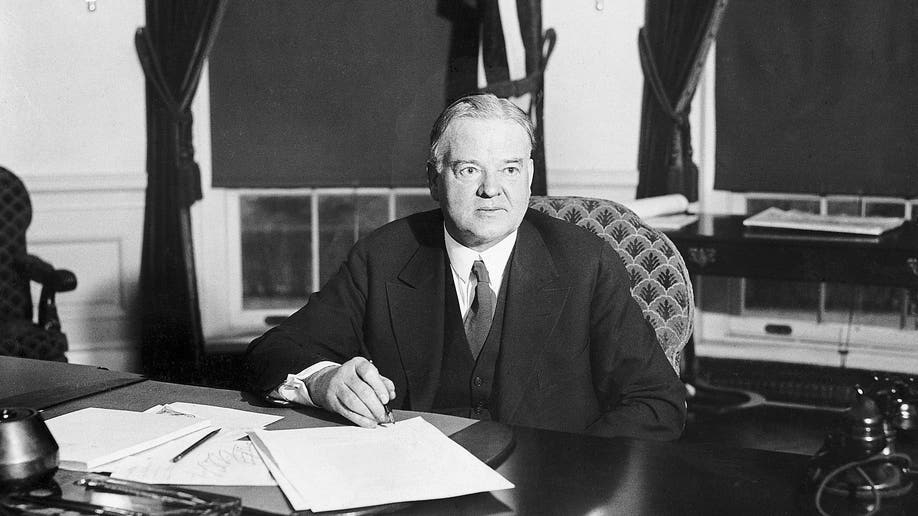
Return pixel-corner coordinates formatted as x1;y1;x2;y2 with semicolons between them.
743;207;905;236
45;407;212;471
249;417;514;512
105;402;284;486
623;194;690;219
646;213;698;231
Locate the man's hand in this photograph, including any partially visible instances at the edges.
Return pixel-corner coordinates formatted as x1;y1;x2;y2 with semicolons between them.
306;357;397;428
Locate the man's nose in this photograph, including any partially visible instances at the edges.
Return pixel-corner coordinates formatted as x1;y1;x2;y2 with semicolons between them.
477;170;501;198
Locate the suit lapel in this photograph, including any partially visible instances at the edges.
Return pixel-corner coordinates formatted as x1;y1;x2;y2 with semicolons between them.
386;225;447;411
497;219;571;422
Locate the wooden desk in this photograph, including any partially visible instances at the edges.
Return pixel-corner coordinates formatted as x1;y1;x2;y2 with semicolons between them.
665;214;918;288
6;358;917;515
0;356;145;409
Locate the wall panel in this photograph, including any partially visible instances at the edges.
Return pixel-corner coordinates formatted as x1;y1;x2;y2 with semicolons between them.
26;174;145;372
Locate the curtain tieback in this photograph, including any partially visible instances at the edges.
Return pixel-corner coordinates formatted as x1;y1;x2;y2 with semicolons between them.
479;28;557;100
637;28;688;128
174;113;203;205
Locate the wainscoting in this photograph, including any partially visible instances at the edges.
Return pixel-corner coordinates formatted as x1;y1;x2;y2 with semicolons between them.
547;168;639;202
25;173;146;372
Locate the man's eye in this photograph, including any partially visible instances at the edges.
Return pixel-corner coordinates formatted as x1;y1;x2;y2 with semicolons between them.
456;166;480;177
504;166;520;175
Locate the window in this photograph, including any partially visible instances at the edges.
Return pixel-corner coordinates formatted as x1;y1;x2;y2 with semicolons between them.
688;7;918;375
695;194;918;373
230;188;437;328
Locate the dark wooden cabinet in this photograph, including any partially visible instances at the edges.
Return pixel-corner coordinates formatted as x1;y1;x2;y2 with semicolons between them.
666;214;918;288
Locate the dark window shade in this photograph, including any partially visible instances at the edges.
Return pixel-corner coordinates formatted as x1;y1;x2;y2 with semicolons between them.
715;0;918;197
209;1;460;188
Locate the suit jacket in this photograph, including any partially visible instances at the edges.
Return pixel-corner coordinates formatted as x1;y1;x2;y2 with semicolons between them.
244;208;686;440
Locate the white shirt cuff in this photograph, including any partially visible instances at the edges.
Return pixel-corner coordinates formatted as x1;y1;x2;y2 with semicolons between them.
270;361;339;406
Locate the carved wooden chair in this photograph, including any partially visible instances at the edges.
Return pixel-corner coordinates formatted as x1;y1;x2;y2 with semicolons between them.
0;166;77;361
529;196;694;373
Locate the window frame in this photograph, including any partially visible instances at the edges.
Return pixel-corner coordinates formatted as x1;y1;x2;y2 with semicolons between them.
219;187;432;333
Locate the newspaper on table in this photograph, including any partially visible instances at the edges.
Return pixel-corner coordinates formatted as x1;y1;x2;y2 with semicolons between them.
743;207;905;236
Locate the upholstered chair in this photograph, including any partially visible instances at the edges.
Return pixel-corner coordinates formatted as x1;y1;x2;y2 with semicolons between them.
0;167;77;361
528;196;694;373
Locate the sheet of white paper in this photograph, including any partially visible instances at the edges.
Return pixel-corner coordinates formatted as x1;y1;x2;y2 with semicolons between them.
46;407;212;471
249;433;313;509
249;417;514;512
623;193;689;219
105;428;276;485
645;213;699;231
100;403;283;485
144;402;283;440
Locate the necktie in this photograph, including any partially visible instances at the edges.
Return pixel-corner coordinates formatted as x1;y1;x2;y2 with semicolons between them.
464;260;495;359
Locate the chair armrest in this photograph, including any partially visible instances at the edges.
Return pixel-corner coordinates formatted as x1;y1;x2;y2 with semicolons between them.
17;254;78;293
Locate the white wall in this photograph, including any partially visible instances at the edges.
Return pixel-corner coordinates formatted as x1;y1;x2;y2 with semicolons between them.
3;1;655;366
543;1;644;199
0;1;147;371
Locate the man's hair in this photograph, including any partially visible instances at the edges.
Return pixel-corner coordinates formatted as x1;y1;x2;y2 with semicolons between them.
427;93;535;168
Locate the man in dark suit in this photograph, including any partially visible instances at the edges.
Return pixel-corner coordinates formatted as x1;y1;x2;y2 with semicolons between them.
244;94;686;440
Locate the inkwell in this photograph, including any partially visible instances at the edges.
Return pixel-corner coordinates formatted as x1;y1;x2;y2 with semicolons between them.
804;382;915;515
0;407;59;489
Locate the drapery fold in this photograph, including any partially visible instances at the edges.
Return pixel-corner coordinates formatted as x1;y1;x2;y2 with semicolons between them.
636;0;728;201
475;0;555;196
136;0;227;382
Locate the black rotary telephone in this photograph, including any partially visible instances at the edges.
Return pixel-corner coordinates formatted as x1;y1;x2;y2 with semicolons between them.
804;376;918;515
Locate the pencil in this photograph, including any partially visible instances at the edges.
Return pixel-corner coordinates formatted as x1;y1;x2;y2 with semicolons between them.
171;428;220;463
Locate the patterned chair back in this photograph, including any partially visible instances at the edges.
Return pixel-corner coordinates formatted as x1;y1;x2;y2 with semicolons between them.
529;196;694;373
0;166;71;361
0;168;33;321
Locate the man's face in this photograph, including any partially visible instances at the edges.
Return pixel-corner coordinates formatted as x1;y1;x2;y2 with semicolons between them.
428;117;533;252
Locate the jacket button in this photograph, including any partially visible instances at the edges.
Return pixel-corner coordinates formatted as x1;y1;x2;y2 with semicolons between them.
473;376;483;387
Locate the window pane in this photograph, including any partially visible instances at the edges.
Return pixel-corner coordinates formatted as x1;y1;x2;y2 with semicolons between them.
395;193;438;218
743;279;819;321
824;284;906;328
742;198;819;320
865;202;905;218
697;276;742;315
240;195;311;309
317;195;388;288
826;200;860;216
746;198;819;215
357;195;390;239
826;200;906;218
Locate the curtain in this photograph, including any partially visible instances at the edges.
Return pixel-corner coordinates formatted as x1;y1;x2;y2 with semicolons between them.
135;0;227;382
715;0;918;197
475;0;556;196
211;1;454;189
635;0;728;201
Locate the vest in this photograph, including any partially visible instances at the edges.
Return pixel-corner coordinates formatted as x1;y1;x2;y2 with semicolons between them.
432;261;509;420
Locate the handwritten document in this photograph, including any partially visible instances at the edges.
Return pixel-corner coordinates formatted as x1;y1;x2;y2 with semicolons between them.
249;417;514;512
107;432;274;486
104;402;283;486
145;402;284;440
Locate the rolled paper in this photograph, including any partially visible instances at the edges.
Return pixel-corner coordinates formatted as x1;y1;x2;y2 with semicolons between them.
622;194;689;219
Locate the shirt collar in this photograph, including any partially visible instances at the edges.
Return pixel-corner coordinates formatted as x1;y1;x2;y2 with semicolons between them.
444;225;517;286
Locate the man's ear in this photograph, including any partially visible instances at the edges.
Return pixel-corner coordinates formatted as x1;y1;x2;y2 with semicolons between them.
527;158;535;189
426;162;440;202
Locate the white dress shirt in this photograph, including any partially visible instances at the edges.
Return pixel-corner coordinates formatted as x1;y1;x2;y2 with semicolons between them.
444;228;516;319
